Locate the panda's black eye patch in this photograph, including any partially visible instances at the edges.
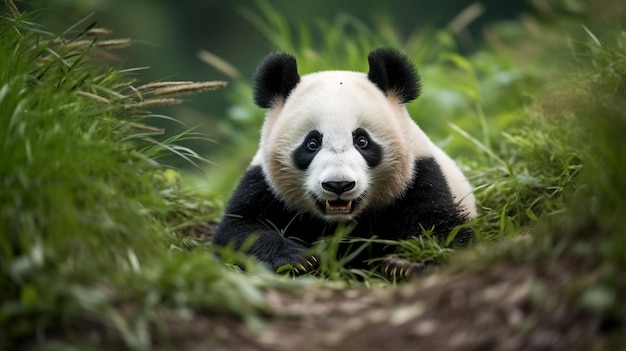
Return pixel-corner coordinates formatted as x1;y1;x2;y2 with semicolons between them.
293;130;322;170
353;128;382;168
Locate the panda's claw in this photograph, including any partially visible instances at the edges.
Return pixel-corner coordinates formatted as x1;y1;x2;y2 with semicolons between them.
381;255;438;280
399;267;406;279
289;255;319;275
390;267;398;278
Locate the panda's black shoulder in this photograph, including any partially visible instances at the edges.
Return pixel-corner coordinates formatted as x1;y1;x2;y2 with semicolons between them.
221;165;282;216
374;157;472;245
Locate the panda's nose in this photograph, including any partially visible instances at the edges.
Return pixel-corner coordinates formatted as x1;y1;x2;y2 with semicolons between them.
322;181;356;195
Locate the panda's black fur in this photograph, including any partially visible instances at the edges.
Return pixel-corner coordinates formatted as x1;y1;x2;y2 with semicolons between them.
214;47;475;278
253;52;300;108
367;47;421;104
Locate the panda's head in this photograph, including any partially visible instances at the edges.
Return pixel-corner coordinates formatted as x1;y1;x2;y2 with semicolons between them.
253;47;429;222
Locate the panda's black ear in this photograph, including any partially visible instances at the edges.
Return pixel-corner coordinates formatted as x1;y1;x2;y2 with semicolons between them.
367;47;421;103
253;52;301;108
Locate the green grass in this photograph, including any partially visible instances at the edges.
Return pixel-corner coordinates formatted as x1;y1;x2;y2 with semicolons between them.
2;0;626;349
0;10;282;349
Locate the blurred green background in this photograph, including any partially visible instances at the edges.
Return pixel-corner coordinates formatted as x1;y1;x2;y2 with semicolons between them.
22;0;566;198
29;1;530;78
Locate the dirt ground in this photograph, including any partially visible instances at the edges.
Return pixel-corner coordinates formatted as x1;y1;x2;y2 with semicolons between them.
153;257;620;351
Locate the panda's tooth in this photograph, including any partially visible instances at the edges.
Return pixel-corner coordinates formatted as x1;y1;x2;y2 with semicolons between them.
325;199;354;213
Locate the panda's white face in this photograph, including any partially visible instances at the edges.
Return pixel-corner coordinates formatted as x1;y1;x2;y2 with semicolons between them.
256;71;427;222
297;117;377;222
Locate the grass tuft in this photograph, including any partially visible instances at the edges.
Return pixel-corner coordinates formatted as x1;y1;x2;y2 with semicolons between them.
0;9;267;349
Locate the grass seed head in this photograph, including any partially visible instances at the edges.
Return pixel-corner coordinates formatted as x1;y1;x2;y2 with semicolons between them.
97;38;132;49
152;81;228;97
86;28;113;37
136;81;195;91
133;98;183;109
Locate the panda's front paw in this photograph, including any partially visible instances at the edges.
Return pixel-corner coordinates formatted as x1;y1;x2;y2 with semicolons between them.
258;240;318;275
276;256;318;275
381;255;438;280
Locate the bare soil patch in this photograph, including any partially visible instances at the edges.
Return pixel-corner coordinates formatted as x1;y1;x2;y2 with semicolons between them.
153;258;619;351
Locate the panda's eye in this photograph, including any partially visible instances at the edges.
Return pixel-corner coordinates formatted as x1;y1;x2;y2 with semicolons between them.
307;138;320;151
355;135;369;149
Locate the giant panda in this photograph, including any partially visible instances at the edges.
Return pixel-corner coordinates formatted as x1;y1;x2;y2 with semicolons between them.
214;47;477;278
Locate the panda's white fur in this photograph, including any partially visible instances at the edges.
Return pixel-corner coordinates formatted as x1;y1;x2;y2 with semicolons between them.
251;70;476;221
214;48;477;277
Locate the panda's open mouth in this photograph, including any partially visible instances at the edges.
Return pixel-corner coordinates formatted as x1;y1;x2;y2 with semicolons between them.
323;199;354;214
